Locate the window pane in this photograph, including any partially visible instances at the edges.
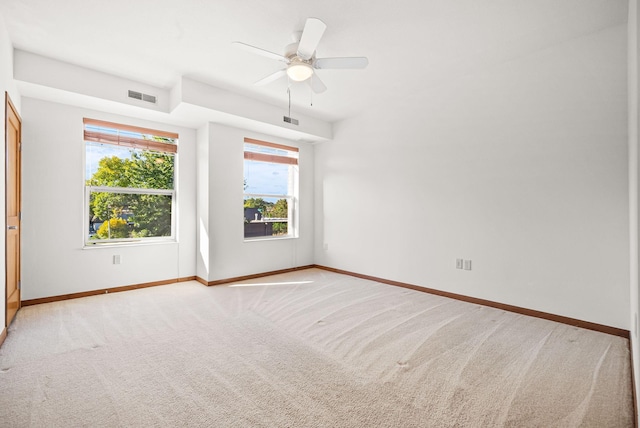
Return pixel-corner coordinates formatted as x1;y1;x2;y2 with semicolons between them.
89;191;172;240
243;139;297;241
244;159;290;195
244;196;289;239
86;142;174;190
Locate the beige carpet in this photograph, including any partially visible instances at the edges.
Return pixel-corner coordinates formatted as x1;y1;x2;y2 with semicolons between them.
0;268;633;427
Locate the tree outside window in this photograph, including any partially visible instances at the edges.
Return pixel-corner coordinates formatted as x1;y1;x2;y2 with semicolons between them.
84;119;177;244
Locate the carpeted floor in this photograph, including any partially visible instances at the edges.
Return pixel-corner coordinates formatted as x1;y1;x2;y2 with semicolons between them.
0;268;633;427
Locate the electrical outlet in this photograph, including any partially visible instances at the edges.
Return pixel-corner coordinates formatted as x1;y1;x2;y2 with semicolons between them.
456;259;464;269
464;260;472;271
113;255;121;265
323;243;329;251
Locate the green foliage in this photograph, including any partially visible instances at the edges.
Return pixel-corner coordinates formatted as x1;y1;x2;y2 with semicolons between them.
128;194;172;237
96;218;129;239
244;198;271;212
268;199;288;219
88;149;174;240
269;199;288;235
128;151;174;189
87;156;132;188
90;192;129;223
243;198;287;218
272;222;287;235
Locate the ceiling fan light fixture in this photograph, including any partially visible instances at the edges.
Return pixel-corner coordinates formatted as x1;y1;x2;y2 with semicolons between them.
287;62;313;82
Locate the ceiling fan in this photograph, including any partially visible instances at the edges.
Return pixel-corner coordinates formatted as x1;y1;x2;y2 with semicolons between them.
233;18;368;93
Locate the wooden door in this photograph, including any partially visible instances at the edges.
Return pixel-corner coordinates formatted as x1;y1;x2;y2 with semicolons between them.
5;93;21;327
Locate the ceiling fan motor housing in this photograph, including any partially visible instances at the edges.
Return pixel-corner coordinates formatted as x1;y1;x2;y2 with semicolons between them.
284;42;310;60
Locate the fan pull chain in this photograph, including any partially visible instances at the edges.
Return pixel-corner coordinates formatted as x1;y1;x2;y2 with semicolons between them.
287;87;291;117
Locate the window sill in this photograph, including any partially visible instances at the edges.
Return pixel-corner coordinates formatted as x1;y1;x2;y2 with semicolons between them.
243;236;298;243
83;239;177;250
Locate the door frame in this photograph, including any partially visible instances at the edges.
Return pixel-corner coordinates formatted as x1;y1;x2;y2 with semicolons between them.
5;92;21;328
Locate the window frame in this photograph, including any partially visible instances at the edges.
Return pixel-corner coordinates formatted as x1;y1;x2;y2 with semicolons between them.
243;137;299;241
83;118;178;246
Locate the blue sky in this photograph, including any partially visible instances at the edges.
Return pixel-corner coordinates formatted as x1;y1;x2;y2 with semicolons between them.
244;160;289;197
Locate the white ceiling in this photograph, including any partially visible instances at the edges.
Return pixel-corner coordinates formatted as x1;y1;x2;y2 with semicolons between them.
0;0;628;123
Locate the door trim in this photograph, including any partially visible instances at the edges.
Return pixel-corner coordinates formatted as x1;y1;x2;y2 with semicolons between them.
5;92;21;328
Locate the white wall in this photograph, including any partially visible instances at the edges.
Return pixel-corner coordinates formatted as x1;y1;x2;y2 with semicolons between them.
0;13;19;327
20;98;196;300
628;0;639;414
197;123;314;282
196;123;210;281
178;77;332;141
315;24;629;329
14;50;171;114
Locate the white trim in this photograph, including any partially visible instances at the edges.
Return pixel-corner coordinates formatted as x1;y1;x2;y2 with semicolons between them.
244;192;291;199
243;235;299;243
88;186;174;196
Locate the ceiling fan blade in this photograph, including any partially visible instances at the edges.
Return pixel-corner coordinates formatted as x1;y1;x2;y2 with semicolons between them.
314;57;369;70
308;73;327;93
232;41;288;63
297;18;327;60
254;69;287;86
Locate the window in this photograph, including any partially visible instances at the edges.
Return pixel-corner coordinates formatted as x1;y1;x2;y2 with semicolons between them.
243;137;298;240
84;118;178;245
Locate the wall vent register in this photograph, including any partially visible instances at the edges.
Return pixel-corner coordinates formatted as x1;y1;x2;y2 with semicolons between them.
128;90;157;104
